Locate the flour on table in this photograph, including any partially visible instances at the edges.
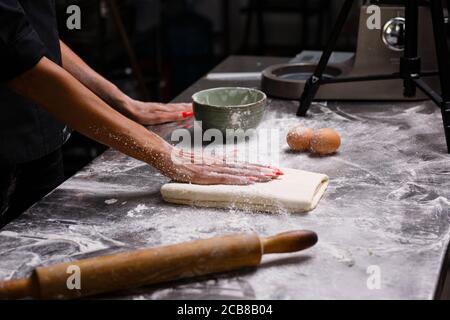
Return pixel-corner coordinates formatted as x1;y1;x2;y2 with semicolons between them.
104;199;118;205
127;204;149;218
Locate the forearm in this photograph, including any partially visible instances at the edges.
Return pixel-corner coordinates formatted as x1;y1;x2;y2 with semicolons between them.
59;40;194;126
59;40;132;113
9;57;172;170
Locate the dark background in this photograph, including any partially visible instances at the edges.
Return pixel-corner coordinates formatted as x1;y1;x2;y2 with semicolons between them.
55;0;362;178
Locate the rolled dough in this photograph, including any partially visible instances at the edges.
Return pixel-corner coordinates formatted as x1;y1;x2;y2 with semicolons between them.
161;168;329;213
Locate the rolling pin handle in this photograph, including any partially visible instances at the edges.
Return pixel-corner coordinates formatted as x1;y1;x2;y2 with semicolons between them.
261;230;318;254
0;276;38;300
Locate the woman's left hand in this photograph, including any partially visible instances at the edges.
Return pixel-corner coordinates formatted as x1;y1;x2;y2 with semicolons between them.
123;99;194;125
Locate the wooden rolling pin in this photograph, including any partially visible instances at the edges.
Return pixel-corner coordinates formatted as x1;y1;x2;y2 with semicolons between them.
0;230;317;300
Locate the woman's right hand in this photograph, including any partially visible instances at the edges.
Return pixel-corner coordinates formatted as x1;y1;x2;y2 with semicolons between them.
157;148;283;185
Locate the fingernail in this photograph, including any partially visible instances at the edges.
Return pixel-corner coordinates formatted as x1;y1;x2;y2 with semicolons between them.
276;171;284;176
182;111;194;118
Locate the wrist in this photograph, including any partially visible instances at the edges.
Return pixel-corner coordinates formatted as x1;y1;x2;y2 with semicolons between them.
147;143;177;173
110;94;135;116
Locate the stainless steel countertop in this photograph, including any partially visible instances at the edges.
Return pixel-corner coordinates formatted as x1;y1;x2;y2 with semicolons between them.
1;56;449;300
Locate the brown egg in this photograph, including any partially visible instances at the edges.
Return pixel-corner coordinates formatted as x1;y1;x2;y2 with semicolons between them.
310;128;341;155
287;126;314;152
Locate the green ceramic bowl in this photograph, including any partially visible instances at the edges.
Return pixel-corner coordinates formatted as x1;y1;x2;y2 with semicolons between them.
192;87;267;133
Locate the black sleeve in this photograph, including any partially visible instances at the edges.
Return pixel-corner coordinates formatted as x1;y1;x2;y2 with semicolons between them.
0;0;47;82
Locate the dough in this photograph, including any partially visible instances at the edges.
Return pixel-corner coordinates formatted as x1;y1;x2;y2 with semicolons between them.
161;168;329;213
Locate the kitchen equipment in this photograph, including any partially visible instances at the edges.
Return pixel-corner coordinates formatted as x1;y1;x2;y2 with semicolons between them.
296;0;450;153
192;87;267;133
262;3;439;100
0;230;317;300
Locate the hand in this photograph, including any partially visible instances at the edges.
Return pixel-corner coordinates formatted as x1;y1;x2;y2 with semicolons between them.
157;148;284;185
123;99;193;125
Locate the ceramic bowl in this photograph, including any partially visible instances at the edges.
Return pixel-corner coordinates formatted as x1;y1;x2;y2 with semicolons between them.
192;87;267;133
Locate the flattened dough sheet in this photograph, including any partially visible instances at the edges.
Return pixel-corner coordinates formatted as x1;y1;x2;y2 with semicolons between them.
161;168;329;213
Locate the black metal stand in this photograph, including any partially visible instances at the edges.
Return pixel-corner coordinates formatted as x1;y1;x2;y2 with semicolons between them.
297;0;450;153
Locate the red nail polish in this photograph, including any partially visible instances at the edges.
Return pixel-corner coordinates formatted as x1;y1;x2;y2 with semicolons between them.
276;171;284;176
182;111;194;118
